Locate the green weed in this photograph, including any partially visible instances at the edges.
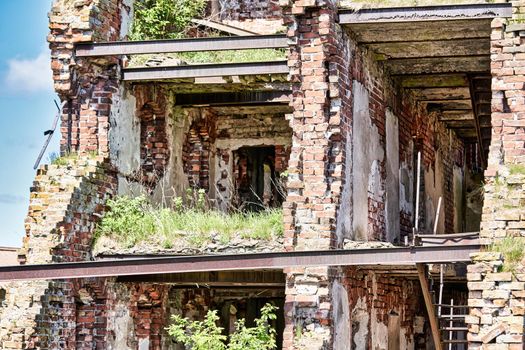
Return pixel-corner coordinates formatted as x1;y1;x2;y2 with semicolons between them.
95;195;284;248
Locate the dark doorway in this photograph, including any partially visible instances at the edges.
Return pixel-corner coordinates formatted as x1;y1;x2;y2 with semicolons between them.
234;146;284;211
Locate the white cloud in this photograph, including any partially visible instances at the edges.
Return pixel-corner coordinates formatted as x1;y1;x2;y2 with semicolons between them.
5;50;53;93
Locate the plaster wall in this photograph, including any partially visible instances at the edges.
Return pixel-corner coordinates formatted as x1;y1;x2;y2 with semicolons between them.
452;165;464;233
423;154;446;234
385;108;400;242
332;280;351;350
109;86;141;196
336;127;353;246
352;80;385;241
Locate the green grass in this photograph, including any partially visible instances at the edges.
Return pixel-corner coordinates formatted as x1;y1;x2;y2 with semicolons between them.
128;49;286;67
95;195;284;248
490;236;525;272
509;164;525;176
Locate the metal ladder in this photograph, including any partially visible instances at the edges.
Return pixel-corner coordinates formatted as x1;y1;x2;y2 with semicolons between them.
431;265;468;350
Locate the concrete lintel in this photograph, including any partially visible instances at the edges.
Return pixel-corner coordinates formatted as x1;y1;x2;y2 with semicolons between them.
339;3;512;24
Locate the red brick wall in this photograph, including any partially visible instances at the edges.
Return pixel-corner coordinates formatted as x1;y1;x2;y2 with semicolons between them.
341;268;425;347
182;110;216;190
134;86;170;191
49;0;123;156
282;0;352;347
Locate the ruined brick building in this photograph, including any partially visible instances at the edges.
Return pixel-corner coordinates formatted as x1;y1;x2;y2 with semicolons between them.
1;0;525;349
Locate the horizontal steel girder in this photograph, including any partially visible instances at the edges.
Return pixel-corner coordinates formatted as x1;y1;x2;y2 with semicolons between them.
0;244;480;281
122;61;289;81
76;34;288;57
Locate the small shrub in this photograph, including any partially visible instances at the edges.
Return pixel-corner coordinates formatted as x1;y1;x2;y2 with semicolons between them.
129;0;207;40
167;303;278;350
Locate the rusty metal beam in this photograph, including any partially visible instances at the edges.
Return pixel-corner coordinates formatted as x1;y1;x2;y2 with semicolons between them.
339;3;512;24
0;243;480;281
122;61;289;81
175;91;291;106
76;34;287;57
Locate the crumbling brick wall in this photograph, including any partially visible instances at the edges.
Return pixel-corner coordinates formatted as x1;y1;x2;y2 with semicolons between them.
467;1;525;347
49;0;128;156
0;160;116;349
281;0;468;347
134;85;171;190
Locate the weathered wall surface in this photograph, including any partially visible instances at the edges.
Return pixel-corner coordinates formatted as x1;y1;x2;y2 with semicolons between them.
351;80;385;241
341;268;426;350
219;0;284;34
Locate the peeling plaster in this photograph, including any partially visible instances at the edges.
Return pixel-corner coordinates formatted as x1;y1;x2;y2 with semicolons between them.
399;158;414;214
336;127;353;245
120;0;134;39
352;80;385;241
453;165;464;233
106;284;134;350
423;153;445;234
351;297;369;349
109;86;140;181
333;280;351;350
385;109;400;242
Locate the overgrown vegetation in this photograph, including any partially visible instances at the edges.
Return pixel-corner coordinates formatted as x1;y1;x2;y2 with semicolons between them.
129;0;207;40
94;194;284;248
490;236;525;272
128;48;286;67
128;0;286;64
167;303;278;350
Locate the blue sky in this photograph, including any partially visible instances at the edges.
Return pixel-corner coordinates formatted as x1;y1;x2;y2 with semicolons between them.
0;0;58;247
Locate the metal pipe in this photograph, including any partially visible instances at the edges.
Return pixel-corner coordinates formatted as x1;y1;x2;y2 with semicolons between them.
33;100;62;170
415;151;422;233
434;197;442;235
448;299;454;350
